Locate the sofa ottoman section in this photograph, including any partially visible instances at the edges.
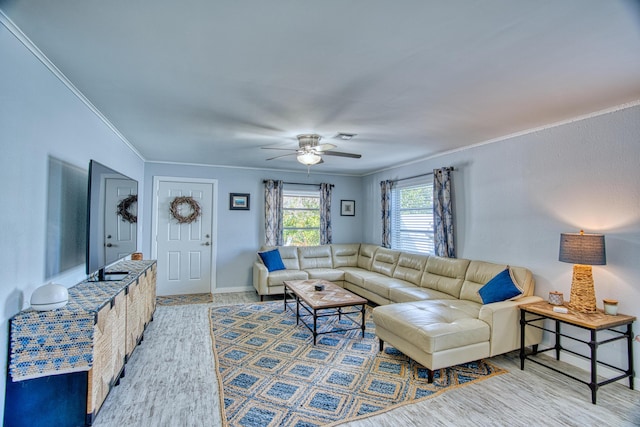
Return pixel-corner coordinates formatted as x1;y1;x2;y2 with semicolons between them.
373;299;490;382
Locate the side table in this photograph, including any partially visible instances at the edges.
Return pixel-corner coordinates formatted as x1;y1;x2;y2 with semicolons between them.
519;301;635;404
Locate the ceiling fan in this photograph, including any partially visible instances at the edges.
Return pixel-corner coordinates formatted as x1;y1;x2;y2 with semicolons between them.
263;134;362;166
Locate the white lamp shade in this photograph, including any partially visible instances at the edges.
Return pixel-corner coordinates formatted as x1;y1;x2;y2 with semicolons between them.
31;283;69;311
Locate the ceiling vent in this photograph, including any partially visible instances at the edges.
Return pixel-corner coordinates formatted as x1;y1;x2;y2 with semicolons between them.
334;132;357;140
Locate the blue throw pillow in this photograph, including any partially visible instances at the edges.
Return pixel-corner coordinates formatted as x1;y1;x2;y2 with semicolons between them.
478;268;523;304
258;249;286;272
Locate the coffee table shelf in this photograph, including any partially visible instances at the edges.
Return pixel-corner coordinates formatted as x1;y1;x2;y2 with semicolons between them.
283;280;367;344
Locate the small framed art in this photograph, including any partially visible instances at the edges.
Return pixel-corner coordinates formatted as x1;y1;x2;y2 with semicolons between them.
340;200;355;216
230;193;250;210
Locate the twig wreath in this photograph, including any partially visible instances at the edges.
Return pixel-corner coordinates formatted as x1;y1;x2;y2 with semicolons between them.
169;196;201;224
117;194;138;223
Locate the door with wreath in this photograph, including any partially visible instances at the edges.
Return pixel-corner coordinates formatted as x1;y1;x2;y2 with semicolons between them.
105;178;138;265
153;178;217;296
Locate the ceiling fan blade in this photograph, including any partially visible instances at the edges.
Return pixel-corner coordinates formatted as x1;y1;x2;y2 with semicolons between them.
322;151;362;159
261;147;297;151
266;153;297;161
315;143;337;152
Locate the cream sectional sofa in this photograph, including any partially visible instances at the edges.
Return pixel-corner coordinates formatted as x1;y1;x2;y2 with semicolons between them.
253;243;543;381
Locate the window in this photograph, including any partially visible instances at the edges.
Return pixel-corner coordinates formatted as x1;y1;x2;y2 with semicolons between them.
391;179;434;254
283;189;320;246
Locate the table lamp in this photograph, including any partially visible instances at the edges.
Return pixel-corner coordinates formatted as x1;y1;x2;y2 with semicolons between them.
559;230;606;313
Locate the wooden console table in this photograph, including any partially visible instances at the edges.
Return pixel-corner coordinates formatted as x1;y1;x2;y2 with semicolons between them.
519;301;635;404
5;260;156;427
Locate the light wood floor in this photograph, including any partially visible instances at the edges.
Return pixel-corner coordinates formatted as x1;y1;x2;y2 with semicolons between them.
94;291;640;427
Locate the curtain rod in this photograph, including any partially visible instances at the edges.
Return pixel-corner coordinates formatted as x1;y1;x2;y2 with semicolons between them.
262;180;334;188
394;167;454;183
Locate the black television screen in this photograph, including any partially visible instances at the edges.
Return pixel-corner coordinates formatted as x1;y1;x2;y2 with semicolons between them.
86;160;138;281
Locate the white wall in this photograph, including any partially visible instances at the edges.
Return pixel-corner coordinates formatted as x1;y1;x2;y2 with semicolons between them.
143;163;364;291
0;21;145;420
363;103;640;381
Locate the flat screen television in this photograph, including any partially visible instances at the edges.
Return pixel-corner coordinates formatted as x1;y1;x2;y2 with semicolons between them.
86;160;138;281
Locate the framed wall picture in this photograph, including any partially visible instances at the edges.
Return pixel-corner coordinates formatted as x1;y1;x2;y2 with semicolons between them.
230;193;250;210
340;200;355;216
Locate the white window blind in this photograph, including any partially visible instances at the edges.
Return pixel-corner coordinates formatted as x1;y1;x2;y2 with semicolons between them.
391;178;434;254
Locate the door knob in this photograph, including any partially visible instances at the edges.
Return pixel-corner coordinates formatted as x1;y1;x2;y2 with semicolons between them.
204;242;211;246
106;243;117;248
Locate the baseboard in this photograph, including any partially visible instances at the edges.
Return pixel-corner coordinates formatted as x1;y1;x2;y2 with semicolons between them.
212;286;254;294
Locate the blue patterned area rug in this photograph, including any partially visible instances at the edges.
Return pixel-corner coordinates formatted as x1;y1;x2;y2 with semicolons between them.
210;301;506;427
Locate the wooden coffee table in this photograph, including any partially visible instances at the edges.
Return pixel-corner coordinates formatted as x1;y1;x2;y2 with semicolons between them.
283;279;367;344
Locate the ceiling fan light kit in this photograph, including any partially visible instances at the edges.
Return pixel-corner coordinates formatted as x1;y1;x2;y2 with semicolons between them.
297;151;322;166
263;133;362;168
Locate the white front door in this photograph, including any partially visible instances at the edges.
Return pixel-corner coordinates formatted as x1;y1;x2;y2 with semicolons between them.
153;178;217;296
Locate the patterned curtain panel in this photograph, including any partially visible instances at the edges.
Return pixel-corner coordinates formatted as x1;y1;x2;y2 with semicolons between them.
433;168;455;257
380;180;393;248
264;180;284;246
319;183;333;245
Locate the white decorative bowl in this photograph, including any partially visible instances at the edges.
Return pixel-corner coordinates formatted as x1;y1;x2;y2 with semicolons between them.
30;283;69;311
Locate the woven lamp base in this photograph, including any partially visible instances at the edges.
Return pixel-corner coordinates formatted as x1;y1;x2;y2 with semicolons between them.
568;264;597;313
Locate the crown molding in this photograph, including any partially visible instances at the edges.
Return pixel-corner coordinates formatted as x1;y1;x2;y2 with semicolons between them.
0;10;145;161
365;100;640;177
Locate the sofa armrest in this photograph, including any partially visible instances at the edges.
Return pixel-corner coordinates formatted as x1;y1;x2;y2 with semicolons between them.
253;262;269;295
479;295;544;356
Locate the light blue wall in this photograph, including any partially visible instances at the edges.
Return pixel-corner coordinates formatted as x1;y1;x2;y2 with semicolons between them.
362;104;640;377
143;163;364;290
0;21;145;420
3;9;639;419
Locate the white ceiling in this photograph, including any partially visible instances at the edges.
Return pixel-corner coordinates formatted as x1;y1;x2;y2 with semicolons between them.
3;0;640;175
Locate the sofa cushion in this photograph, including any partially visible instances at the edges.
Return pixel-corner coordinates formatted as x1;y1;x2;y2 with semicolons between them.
364;276;414;300
298;245;333;269
460;261;508;304
340;268;385;288
357;244;379;270
371;248;400;277
389;286;455;303
372;300;489;353
420;256;470;298
509;266;535;297
393;253;429;286
305;268;345;282
331;244;361;268
266;269;309;287
276;246;301;270
478;268;523;304
258;249;286;272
